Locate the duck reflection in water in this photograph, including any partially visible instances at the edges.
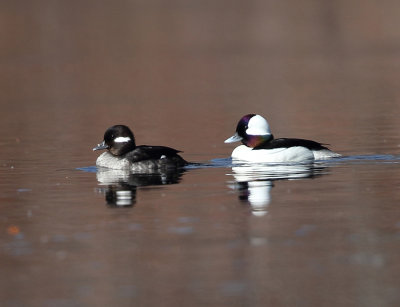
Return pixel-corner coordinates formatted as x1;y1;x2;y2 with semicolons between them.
95;167;185;207
228;163;327;216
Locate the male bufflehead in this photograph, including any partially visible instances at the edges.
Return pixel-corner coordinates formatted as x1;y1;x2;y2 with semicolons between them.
224;114;341;162
93;125;187;171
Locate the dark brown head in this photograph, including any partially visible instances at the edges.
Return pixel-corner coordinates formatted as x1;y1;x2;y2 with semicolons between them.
93;125;136;156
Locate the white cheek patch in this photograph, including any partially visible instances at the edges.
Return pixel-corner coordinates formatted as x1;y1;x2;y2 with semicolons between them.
246;115;271;135
114;136;131;143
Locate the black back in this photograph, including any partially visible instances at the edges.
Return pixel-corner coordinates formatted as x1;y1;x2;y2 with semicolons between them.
254;138;329;151
126;145;185;163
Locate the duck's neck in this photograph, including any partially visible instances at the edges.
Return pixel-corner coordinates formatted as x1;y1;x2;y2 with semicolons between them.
110;141;136;156
243;134;274;148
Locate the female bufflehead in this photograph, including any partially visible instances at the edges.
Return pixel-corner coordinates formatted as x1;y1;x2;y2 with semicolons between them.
224;114;341;163
93;125;187;171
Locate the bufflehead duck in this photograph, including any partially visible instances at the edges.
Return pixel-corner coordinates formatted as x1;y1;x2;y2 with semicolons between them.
93;125;187;171
224;114;341;162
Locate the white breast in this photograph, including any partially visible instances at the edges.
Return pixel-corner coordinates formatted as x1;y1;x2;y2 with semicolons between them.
96;152;130;169
231;145;315;163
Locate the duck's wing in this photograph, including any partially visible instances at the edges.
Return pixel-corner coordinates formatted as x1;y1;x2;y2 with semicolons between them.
126;145;183;162
254;138;330;150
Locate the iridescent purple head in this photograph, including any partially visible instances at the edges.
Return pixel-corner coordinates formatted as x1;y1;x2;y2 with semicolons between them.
224;114;273;148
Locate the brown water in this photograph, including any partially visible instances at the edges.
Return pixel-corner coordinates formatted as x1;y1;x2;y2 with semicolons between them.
1;1;400;306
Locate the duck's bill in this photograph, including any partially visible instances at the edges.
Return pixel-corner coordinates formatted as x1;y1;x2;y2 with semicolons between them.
224;133;243;143
93;141;108;151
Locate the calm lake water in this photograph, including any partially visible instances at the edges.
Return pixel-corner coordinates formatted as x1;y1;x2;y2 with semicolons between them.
1;1;400;306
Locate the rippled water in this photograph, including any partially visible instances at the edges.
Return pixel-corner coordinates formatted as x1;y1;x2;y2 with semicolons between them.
3;153;400;306
2;1;400;306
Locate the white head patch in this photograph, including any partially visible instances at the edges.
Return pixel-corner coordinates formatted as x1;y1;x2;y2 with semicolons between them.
114;136;131;143
246;115;271;136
